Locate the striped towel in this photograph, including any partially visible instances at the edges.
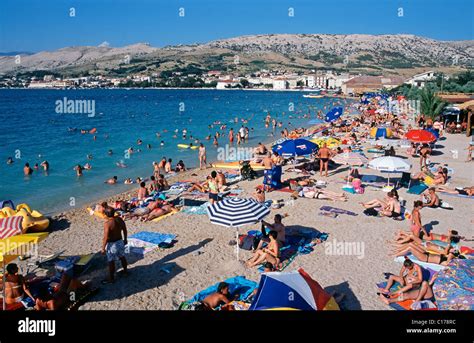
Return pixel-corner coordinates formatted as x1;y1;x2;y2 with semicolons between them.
0;216;23;239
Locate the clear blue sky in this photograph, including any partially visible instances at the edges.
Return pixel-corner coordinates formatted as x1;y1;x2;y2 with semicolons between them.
0;0;472;52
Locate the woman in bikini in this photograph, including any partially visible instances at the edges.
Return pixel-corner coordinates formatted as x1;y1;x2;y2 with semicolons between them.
391;241;460;266
246;231;280;269
296;187;348;202
436;185;474;197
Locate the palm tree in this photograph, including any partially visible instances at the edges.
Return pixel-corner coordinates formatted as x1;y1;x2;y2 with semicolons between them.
419;86;446;119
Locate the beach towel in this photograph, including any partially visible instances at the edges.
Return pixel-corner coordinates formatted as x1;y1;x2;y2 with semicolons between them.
407;183;428;195
181;203;209;215
319;206;358;216
376;267;438;311
179;276;258;310
151;208;180;222
126;238;161;257
253;229;328;272
0;215;23;239
394;255;446;272
129;232;176;247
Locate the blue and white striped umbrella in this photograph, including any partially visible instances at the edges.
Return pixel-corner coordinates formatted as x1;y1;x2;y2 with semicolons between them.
206;198;270;227
206;198;270;259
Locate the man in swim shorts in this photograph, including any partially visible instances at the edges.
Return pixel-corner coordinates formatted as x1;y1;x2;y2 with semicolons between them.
101;207;128;284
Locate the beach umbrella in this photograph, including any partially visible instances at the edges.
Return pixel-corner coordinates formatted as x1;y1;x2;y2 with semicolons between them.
370;127;393;139
272;138;318;157
405;129;437;143
310;137;341;148
324;107;344;123
249;268;340;310
332;152;368;166
1;232;48;310
206;198;270;260
332;152;369;186
368;156;411;186
433;259;473;310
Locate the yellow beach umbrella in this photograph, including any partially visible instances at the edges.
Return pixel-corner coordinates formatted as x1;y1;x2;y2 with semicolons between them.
310;137;341;148
1;232;48;310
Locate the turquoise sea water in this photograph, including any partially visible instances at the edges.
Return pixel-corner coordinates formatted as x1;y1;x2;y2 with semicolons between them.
0;89;353;214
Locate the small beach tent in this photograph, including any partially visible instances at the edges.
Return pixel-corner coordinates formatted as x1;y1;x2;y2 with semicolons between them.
368;156;411;186
1;232;48;310
272;138;318;157
249;268;340;310
405;129;437;144
370;127;393;139
433;259;473;311
324;107;344;123
206;198;270;260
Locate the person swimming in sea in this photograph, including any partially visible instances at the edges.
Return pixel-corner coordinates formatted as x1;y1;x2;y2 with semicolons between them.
147;144;152;149
24;163;33;176
160;141;164;146
40;160;49;171
137;139;142;145
108;149;113;156
84;163;92;170
105;176;118;184
116;161;127;168
74;164;83;177
87;154;93;160
124;178;133;184
6;157;14;164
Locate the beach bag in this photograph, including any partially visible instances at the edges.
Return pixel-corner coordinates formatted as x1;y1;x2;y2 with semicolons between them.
363;208;379;216
352;178;364;194
239;235;255;251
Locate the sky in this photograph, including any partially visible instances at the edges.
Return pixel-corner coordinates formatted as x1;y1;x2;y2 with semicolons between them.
0;0;473;52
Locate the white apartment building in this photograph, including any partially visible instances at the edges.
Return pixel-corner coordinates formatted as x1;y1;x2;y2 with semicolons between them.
404;71;436;88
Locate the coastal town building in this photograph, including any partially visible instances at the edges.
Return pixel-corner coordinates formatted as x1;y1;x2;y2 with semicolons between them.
341;75;405;95
404;71;436;88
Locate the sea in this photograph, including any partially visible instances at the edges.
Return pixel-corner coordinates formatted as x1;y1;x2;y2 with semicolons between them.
0;89;355;214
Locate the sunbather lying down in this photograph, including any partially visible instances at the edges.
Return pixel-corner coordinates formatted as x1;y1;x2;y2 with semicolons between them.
122;200;174;222
390;229;463;255
293;187;348;202
436;185;474;196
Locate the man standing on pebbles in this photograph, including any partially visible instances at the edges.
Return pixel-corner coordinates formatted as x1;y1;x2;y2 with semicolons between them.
101;207;128;284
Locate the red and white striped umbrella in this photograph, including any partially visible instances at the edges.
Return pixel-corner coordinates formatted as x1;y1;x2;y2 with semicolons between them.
0;216;23;239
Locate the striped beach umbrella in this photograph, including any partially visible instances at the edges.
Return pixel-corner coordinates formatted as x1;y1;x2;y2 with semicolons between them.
0;216;23;239
206;198;270;259
249;268;340;311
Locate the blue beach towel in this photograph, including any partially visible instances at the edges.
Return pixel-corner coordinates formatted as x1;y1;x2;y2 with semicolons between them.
180;276;258;310
130;232;176;246
407;183;428;195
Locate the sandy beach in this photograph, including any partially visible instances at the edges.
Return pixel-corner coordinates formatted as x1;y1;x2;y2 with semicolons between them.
16;119;472;311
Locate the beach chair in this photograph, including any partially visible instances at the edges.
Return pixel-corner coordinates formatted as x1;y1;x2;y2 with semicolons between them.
396;172;412;189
